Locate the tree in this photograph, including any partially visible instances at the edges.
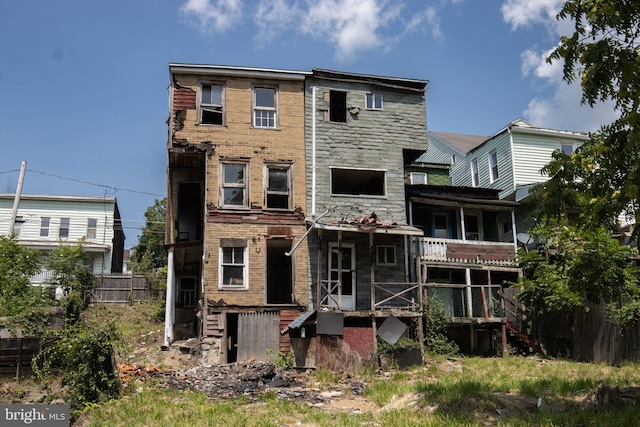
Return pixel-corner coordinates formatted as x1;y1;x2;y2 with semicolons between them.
517;221;640;327
541;0;640;230
130;198;167;273
0;235;45;317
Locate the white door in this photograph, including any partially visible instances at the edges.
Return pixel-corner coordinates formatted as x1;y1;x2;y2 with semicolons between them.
328;243;356;310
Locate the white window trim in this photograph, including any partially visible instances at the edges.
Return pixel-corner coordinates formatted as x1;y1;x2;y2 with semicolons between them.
218;246;248;290
471;158;479;187
264;163;293;210
376;245;396;265
87;218;98;239
253;85;278;129
40;217;50;238
560;143;576;155
197;81;225;125
220;161;249;208
59;217;70;239
489;150;499;183
365;93;383;110
410;172;427;185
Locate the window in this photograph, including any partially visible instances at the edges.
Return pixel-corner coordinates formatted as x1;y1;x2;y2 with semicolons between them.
178;277;196;308
410;172;427;185
329;90;347;123
221;162;248;207
376;245;396;265
59;217;70;238
253;87;277;128
365;93;383;110
219;240;247;289
471;158;479;187
40;217;50;237
451;154;456;164
87;218;97;239
265;164;291;209
199;83;224;125
500;218;513;238
331;168;386;196
561;143;575;155
489;150;499;183
464;214;480;241
434;213;449;238
12;216;24;236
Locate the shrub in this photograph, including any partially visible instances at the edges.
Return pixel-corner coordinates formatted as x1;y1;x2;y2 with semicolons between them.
423;299;459;355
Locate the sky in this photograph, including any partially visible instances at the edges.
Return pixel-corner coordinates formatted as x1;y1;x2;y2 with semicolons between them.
0;0;618;248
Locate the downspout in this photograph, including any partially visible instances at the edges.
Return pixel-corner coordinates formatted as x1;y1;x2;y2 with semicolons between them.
311;85;317;218
164;249;175;346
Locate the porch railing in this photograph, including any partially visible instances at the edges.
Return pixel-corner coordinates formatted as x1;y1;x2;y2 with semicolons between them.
425;283;502;320
420;237;517;266
317;280;422;311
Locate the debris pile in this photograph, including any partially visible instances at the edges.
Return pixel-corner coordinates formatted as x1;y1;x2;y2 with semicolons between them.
124;359;368;405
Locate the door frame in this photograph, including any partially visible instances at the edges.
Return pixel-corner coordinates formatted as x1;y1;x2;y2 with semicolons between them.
328;241;356;310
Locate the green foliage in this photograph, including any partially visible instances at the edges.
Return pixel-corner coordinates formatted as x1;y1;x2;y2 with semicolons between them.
516;222;640;325
266;348;294;370
543;1;640;232
34;322;122;420
377;337;422;355
130;198;167;273
0;235;45;317
423;299;459;355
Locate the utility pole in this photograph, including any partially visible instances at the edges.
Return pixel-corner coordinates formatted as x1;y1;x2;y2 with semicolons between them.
8;161;26;235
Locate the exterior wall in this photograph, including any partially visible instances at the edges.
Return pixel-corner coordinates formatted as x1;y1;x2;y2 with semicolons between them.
451;132;514;198
343;326;375;358
304;77;427;224
0;195;120;274
423;132;460;165
202;222;309;306
170;70;308;309
511;132;582;187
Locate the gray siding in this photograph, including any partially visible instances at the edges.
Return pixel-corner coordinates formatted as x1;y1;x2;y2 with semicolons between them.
305;78;427;224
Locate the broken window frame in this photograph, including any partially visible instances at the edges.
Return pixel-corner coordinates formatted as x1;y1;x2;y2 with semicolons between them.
198;81;225;125
59;217;70;239
330;167;387;197
264;163;292;210
365;93;383;110
253;86;278;128
470;158;479;187
219;245;248;290
489;150;499;183
220;161;249;208
40;217;50;238
376;245;396;265
86;218;98;239
463;213;482;241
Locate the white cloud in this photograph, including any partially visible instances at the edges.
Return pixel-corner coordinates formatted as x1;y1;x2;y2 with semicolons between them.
500;0;564;30
179;0;444;61
300;0;403;60
502;0;618;131
180;0;243;33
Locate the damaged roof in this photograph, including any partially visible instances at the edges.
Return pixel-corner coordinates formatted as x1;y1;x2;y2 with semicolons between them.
311;68;428;92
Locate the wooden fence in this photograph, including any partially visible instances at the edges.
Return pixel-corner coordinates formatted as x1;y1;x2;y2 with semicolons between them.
91;274;159;303
0;337;56;378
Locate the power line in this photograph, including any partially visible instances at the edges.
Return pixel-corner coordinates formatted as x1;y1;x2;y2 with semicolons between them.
0;168;164;197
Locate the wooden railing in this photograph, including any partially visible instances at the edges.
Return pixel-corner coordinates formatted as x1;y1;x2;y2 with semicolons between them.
420;238;517;266
317;280;422;311
426;283;503;319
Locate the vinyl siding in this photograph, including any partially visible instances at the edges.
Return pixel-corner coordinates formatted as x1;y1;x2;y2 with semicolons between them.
511;133;582;187
451;132;514;198
0;196;118;274
421;133;460;165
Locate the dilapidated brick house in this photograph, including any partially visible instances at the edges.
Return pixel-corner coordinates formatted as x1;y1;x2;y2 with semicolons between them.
164;64;311;363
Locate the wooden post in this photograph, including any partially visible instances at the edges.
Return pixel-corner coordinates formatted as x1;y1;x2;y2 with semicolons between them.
370;232;375;311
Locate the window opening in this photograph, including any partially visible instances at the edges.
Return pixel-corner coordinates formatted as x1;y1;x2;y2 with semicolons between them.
329;90;347;123
254;87;276;128
331;168;385;196
200;83;224;125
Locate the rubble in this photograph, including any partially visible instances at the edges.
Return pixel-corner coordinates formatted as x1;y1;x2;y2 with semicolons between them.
119;360;368;405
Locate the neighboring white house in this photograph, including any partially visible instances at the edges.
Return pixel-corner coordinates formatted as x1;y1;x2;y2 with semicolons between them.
434;119;590;201
0;194;125;283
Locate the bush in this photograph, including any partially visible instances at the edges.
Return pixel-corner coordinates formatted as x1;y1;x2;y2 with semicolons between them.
423;299;459;355
34;322;122;420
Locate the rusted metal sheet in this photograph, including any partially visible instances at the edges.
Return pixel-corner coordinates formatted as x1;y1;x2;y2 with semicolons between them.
237;312;280;362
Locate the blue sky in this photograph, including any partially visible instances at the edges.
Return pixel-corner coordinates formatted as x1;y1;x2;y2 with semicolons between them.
0;0;617;247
